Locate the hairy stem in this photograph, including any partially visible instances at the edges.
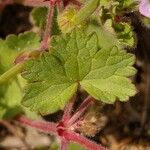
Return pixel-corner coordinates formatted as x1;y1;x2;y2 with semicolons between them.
57;0;64;13
0;0;50;7
67;96;93;126
62;94;76;123
60;138;68;150
0;0;13;4
64;130;106;150
0;63;24;84
40;1;55;51
20;0;49;7
16;116;57;134
70;0;82;6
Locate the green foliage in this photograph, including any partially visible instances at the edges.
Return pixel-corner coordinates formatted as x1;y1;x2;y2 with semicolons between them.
51;142;86;150
0;32;40;71
86;21;120;49
99;0;137;48
22;28;136;115
0;78;23;119
0;32;41;119
100;0;138;11
58;0;99;33
31;7;47;28
68;143;86;150
141;17;150;28
113;22;135;47
58;6;78;33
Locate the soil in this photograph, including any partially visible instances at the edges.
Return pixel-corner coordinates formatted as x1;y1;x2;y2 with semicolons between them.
0;4;150;150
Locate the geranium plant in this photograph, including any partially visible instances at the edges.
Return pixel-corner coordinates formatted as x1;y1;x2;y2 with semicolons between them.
0;0;149;149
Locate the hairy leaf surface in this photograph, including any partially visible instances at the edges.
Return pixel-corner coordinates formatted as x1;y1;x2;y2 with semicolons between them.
0;32;40;70
22;28;136;115
0;32;40;119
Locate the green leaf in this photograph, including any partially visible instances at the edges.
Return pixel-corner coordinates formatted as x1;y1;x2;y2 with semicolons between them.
68;143;87;150
0;79;23;119
113;22;135;47
51;142;86;150
86;21;120;49
0;32;40;70
87;19;135;49
116;0;138;11
0;32;41;119
31;7;47;28
22;28;136;115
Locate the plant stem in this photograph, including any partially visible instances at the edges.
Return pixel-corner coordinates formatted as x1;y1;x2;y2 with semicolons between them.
16;116;57;134
60;138;68;150
57;0;64;13
67;96;93;126
62;94;76;123
0;63;24;84
0;120;18;137
72;0;99;25
64;130;106;150
20;0;49;7
0;0;13;4
70;0;82;6
39;1;55;51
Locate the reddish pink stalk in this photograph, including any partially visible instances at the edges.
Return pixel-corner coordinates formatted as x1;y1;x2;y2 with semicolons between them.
16;94;106;150
69;0;82;6
57;0;64;13
67;96;93;126
62;95;76;123
63;0;82;6
0;0;13;11
39;1;55;51
76;96;93;112
0;0;13;5
0;0;50;8
16;116;57;134
22;0;49;7
64;131;106;150
60;138;68;150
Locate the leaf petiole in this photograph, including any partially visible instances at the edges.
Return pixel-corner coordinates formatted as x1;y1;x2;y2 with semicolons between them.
0;63;24;84
72;0;100;25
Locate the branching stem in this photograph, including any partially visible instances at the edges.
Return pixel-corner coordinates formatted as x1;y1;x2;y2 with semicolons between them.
62;94;77;123
60;138;68;150
16;116;57;134
67;96;93;126
39;1;55;51
64;130;106;150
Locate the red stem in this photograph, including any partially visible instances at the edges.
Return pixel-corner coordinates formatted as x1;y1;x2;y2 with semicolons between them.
22;0;49;7
16;116;57;134
60;138;68;150
39;1;55;51
67;96;93;126
69;0;82;6
76;96;93;112
0;0;50;7
57;0;64;13
0;0;13;5
64;131;106;150
62;94;76;123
